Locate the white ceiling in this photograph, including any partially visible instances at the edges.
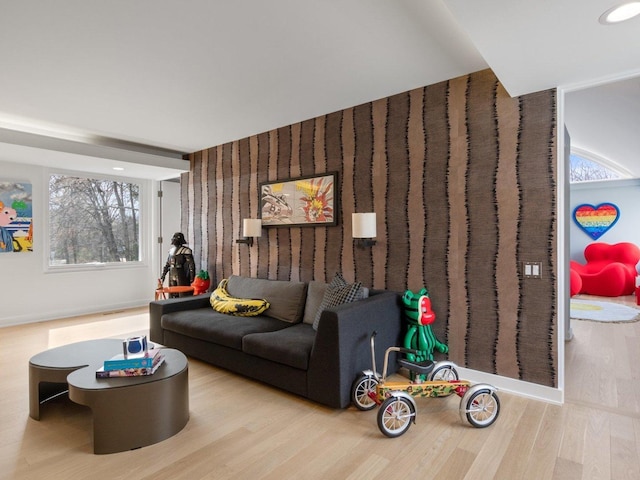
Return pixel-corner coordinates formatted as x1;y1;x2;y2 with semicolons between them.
564;75;640;177
446;0;640;178
0;0;638;179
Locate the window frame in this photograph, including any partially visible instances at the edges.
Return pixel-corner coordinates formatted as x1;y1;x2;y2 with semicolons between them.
569;148;630;183
44;168;151;273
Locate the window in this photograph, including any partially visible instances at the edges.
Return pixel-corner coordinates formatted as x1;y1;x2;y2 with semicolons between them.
569;153;621;183
48;173;141;267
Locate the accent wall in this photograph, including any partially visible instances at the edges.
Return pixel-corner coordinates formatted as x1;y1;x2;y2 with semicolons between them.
182;69;558;388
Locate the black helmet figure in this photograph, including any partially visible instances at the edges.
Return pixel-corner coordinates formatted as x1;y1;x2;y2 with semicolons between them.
171;232;187;246
161;232;195;297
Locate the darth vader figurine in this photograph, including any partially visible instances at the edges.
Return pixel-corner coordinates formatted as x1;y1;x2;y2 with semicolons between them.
160;232;196;296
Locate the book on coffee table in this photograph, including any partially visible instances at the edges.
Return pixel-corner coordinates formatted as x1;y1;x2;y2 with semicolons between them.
103;348;162;371
96;352;165;378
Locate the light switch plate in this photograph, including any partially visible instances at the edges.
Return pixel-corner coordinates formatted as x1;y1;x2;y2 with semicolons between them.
523;262;542;278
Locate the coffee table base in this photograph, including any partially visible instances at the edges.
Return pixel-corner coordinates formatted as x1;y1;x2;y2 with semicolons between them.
69;363;189;454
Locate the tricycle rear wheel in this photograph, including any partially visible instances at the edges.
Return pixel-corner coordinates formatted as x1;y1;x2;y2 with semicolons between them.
428;364;459;382
464;389;500;428
351;375;379;411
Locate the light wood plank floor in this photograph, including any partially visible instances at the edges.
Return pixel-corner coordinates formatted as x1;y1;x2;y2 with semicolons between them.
1;298;638;480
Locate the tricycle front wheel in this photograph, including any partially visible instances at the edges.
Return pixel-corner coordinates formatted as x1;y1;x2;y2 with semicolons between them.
377;396;415;437
351;374;379;411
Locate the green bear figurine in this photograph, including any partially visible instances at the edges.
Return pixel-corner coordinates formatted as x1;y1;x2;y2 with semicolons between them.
402;288;448;380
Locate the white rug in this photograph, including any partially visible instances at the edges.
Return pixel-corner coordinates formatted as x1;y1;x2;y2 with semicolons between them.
570;299;640;323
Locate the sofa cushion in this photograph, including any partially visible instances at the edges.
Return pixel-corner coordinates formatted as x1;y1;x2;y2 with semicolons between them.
312;273;365;330
226;275;307;323
210;279;270;316
242;324;316;370
161;309;289;350
302;280;328;325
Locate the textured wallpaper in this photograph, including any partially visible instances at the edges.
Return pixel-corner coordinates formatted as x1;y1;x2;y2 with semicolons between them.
182;69;558;387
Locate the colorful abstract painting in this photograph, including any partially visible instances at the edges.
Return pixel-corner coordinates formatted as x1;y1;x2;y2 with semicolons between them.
260;173;337;227
0;182;33;253
573;203;619;240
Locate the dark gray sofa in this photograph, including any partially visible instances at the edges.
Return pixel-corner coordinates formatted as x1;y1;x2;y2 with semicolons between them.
149;275;402;409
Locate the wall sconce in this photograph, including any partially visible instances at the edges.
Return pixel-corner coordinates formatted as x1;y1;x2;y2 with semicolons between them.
352;212;376;248
236;218;262;246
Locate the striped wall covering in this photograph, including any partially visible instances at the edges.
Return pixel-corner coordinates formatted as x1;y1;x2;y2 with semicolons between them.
182;69;558;388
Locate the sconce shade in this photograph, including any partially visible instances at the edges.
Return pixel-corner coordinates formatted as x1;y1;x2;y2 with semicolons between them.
243;218;262;238
352;213;376;238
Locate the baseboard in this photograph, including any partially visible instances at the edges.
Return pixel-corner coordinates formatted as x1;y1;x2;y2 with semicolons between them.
0;300;149;328
457;366;563;405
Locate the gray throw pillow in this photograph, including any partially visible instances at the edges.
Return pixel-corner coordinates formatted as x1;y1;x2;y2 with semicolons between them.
312;273;364;330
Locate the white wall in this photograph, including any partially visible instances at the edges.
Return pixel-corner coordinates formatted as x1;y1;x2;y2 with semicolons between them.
570;178;640;262
158;180;182;276
0;160;166;327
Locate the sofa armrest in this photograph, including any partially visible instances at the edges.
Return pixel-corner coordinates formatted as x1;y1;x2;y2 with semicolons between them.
149;294;211;344
307;291;402;408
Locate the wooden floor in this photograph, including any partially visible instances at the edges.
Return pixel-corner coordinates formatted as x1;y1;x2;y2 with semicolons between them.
1;297;639;480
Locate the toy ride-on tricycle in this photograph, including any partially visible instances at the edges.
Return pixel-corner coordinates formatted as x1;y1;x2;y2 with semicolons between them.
351;331;500;437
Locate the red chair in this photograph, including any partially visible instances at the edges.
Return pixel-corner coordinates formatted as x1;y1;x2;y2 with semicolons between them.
570;242;640;297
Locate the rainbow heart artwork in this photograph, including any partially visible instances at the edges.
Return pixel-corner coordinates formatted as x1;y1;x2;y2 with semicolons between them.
573;203;620;240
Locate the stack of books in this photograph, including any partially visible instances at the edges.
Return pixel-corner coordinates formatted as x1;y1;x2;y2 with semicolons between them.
96;348;165;378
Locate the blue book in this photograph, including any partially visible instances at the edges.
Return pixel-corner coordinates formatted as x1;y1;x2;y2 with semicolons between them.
103;348;162;371
96;355;165;378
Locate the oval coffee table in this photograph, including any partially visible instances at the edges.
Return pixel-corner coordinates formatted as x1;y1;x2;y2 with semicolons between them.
29;340;189;454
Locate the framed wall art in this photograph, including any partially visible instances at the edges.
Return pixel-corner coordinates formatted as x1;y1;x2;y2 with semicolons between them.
260;172;338;227
572;202;619;240
0;181;33;253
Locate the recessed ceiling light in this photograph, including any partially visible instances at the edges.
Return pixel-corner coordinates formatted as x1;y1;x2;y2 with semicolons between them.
113;167;125;171
599;2;640;24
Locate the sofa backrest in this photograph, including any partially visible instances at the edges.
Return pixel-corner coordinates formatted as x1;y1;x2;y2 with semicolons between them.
226;275;307;323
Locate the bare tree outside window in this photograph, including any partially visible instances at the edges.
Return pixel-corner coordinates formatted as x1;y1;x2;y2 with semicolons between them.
570;154;620;183
49;174;141;266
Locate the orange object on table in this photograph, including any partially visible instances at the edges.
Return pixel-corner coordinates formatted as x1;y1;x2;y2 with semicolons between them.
155;285;195;300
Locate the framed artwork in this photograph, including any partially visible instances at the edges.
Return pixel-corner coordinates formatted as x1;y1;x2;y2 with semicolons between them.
572;202;619;240
260;172;338;227
0;181;33;253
